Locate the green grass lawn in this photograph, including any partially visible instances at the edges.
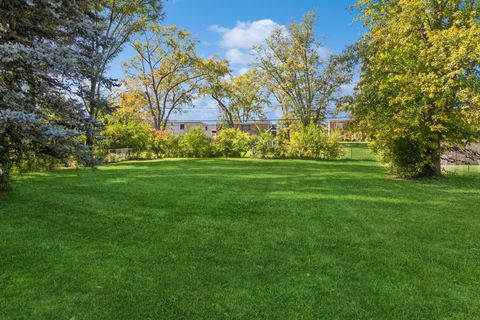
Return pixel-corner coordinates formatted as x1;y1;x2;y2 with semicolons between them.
341;142;378;161
444;164;480;175
1;157;480;319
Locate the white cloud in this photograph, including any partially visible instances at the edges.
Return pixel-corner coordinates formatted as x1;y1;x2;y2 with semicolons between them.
209;19;284;65
318;47;332;62
238;67;251;75
209;19;283;49
209;19;331;68
225;48;255;65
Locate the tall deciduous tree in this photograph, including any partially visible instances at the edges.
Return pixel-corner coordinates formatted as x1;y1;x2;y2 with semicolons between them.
80;0;163;146
230;70;269;123
351;0;480;177
201;58;268;127
254;12;354;126
123;24;204;131
0;0;98;190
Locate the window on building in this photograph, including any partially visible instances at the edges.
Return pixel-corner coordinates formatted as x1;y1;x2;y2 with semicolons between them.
180;124;185;130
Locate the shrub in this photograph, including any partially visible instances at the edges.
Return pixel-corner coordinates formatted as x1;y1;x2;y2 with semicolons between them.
320;130;345;160
14;155;64;173
253;131;276;158
215;128;253;157
273;128;291;158
102;122;151;151
180;127;213;158
103;149;135;163
288;124;319;159
372;136;431;178
287;124;344;160
151;130;182;158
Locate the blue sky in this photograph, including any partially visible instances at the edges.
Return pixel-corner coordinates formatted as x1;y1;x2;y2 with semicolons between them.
110;0;363;121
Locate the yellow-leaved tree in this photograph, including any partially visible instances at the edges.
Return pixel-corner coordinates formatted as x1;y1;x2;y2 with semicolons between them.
351;0;480;177
200;57;268;127
123;24;204;131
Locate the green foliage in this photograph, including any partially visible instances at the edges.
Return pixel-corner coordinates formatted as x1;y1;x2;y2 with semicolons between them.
150;130;182;158
287;124;344;160
12;154;69;174
273;128;292;159
97;123;354;163
103;122;152;150
253;131;276;159
215;128;253;157
125;24;202;131
371;137;433;178
0;0;99;190
254;11;354;126
200;60;268;126
351;0;480;177
180;127;213;158
288;124;324;159
322;131;346;160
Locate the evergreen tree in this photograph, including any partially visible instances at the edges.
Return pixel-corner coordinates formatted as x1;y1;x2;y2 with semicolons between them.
0;0;98;190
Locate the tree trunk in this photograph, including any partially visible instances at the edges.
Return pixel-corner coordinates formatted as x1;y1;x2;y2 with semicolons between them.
212;95;234;128
154;118;160;131
0;166;10;192
431;150;442;177
86;124;95;147
423;149;442;178
85;76;98;148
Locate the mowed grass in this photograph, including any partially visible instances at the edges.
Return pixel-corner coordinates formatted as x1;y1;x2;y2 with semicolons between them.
341;142;378;161
444;164;480;175
1;156;480;319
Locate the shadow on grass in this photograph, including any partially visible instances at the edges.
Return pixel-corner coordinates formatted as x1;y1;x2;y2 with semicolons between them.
2;158;480;319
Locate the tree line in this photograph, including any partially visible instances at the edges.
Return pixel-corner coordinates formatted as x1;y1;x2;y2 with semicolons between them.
1;0;479;191
0;0;164;190
117;11;352;130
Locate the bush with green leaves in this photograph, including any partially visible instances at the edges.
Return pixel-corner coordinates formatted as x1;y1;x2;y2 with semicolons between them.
371;136;431;178
273;128;291;158
253;131;276;159
287;124;344;160
100;122;345;161
215;128;253;158
180;127;213;158
102;122;152;151
320;130;345;160
151;130;182;158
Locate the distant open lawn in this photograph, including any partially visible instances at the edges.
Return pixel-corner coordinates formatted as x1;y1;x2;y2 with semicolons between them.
1;154;480;319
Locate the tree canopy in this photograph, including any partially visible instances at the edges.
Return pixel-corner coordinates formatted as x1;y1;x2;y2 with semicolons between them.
350;0;480;177
80;0;163;146
123;24;203;130
254;12;354;126
0;0;163;190
201;58;268;126
0;0;98;190
4;0;479;186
